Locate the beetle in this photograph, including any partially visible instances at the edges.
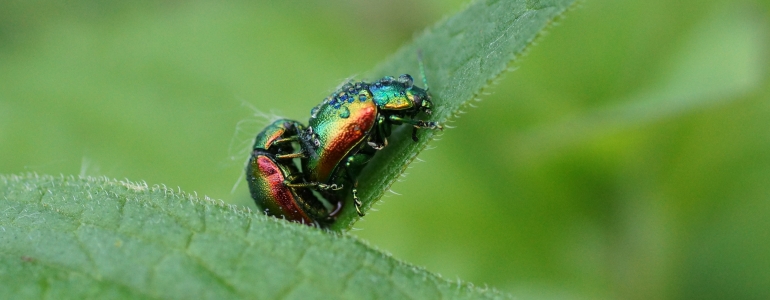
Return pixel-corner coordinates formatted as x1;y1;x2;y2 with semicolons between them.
245;119;342;226
297;69;442;216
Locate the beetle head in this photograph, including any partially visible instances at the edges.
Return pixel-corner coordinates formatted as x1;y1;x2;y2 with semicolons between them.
406;85;433;115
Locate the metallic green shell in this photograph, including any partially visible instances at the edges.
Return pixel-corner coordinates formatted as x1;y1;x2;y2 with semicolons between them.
303;83;377;183
247;153;314;224
246;119;330;226
300;75;432;185
369;75;430;111
370;78;414;110
252;119;303;150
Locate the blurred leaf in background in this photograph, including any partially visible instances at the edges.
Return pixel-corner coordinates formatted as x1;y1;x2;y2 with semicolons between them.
1;0;768;299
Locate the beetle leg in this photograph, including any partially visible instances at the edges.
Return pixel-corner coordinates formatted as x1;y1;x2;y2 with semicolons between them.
272;136;298;145
329;200;344;218
285;174;301;182
276;152;306;160
380;114;392;138
367;115;389;150
352;183;364;216
343;153;371;217
316;183;343;190
415;119;443;130
388;115;443;130
387;115;442;142
284;181;342;190
283;181;309;188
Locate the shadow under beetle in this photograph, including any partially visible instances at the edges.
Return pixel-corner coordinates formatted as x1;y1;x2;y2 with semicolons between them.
247;57;441;225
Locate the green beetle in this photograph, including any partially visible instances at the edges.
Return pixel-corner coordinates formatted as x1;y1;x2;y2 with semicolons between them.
298;71;442;216
245;119;342;226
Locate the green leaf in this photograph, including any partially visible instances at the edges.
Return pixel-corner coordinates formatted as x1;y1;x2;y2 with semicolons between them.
1;174;510;299
513;6;767;156
331;0;578;230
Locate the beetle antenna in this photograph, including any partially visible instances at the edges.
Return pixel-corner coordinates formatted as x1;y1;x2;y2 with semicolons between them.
418;50;429;90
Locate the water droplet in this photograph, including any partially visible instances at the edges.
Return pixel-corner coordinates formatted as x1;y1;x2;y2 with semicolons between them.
339;107;350;118
310;106;320;118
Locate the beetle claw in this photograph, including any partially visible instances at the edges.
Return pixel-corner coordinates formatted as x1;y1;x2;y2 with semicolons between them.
367;141;383;150
416;120;442;130
317;183;343;191
368;138;387;150
353;188;365;217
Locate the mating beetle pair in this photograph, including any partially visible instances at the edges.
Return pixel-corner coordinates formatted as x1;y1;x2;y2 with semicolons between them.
246;68;441;227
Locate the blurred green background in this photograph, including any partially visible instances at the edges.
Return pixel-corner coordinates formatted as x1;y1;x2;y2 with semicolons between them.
1;0;768;299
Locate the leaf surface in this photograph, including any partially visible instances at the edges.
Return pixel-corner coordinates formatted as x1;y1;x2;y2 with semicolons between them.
0;174;509;299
